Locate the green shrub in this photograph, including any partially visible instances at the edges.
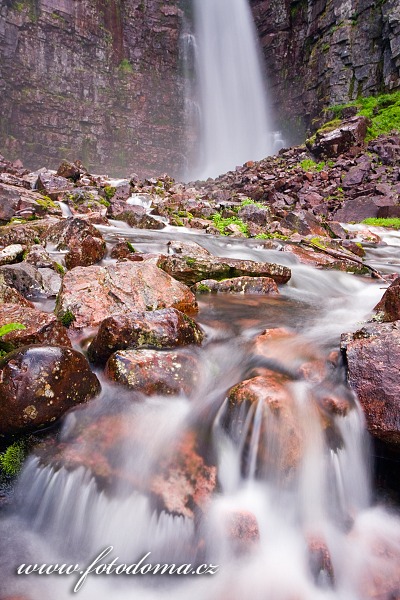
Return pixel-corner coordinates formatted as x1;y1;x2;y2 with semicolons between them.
211;213;249;236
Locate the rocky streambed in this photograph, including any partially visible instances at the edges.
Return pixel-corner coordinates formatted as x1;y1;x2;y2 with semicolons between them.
0;120;400;599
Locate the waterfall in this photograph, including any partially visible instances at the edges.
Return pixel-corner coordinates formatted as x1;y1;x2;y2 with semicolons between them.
189;0;275;180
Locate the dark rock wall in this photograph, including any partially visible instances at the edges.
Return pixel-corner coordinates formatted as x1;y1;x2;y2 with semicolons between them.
0;0;399;176
251;0;400;140
0;0;187;177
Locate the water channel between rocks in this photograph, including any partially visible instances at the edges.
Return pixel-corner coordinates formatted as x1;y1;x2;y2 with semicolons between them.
1;223;399;600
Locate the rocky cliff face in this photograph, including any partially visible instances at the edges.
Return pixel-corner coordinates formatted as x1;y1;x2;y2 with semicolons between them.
0;0;188;177
251;0;400;139
0;0;399;176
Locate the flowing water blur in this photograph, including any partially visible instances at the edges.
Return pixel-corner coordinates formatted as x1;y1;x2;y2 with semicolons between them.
189;0;275;179
1;224;400;599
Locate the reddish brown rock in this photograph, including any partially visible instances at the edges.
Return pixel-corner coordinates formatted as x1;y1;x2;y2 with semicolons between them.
306;116;368;158
56;160;82;182
308;537;334;584
192;276;279;294
0;345;100;436
56;262;198;329
341;321;400;447
374;278;400;322
0;220;56;249
88;308;203;364
225;374;303;478
223;509;260;556
105;348;200;396
157;255;291;286
151;430;216;518
334;197;380;223
0;182;61;223
36;171;74;195
110;241;137;260
0;304;71;351
45;217;106;269
0;273;33;306
280;211;327;237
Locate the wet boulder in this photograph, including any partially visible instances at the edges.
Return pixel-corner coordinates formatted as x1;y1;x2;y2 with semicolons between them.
105;348;200;396
192;276;279;294
45;217;106;269
306;116;368;158
0;304;71;352
88;308;203;364
0;345;100;436
157;255;291;286
224;373;304;479
55;262;198;328
374;277;400;322
110;241;137;260
341;321;400;448
63;189;108;217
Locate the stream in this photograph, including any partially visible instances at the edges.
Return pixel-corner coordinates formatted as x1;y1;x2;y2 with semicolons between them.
0;223;399;600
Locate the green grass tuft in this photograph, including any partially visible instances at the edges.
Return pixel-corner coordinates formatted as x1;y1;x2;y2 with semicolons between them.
211;213;249;236
361;218;400;229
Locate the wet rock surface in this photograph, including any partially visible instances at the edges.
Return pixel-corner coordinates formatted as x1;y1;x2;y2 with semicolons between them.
56;261;198;329
0;346;100;436
158;255;291;286
192;276;279;295
0;304;71;351
88;308;203;365
105;348;200;396
341;321;400;448
45;218;106;269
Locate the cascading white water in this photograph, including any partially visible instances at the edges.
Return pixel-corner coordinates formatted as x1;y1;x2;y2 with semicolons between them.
190;0;275;180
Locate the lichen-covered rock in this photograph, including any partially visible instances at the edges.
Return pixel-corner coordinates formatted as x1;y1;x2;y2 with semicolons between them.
0;304;71;351
0;183;61;223
56;262;198;328
0;345;100;436
0;220;57;249
108;204;166;230
157;255;291;286
45;217;106;269
193;276;279;294
105;348;200;396
341;321;400;447
88;308;203;364
36;171;74;195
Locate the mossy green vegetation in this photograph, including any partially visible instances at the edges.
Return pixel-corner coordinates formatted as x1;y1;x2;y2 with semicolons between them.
0;441;25;477
60;310;75;327
36;196;58;210
300;159;327;172
329;91;400;139
0;322;26;357
211;213;249;236
103;186;116;201
118;59;133;75
361;217;400;229
196;283;211;293
126;241;136;253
